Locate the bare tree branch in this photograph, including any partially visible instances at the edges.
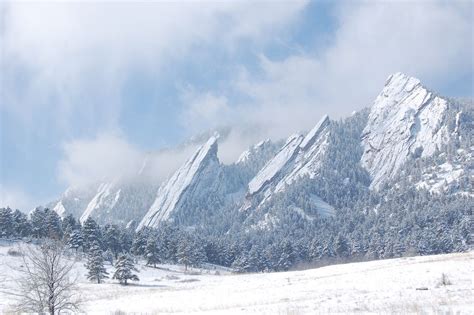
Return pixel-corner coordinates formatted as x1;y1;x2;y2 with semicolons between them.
7;240;82;314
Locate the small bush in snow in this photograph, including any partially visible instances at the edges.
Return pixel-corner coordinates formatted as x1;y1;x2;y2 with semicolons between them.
7;248;22;257
439;273;452;286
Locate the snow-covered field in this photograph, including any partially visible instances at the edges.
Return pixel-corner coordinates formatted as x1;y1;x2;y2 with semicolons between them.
0;242;472;314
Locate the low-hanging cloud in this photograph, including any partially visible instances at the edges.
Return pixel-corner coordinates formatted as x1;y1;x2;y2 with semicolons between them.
58;133;144;187
0;185;35;211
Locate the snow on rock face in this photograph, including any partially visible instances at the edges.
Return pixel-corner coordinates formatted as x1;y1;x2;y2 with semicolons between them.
415;146;473;196
248;134;304;195
52;201;66;217
244;115;333;220
361;72;450;189
237;139;272;164
274;115;331;194
137;136;219;230
248;115;331;198
300;114;329;149
80;183;114;223
49;185;100;219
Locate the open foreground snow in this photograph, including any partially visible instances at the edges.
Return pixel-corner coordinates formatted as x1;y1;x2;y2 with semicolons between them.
0;243;472;314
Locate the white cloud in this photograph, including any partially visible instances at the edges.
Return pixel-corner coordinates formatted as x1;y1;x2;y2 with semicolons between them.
57;133;143;187
1;1;308;128
0;185;35;212
57;132;207;188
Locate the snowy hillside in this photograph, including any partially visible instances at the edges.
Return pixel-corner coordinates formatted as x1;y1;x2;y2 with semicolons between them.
0;243;471;314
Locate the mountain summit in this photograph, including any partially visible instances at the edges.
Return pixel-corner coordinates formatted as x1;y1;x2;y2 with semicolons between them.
361;72;451;189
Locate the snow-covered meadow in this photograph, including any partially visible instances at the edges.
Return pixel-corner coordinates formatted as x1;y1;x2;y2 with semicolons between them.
0;242;472;314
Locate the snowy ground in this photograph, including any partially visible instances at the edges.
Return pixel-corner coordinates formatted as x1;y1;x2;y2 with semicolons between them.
0;242;472;314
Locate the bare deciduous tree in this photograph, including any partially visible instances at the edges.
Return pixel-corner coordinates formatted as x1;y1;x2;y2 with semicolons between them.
9;240;81;314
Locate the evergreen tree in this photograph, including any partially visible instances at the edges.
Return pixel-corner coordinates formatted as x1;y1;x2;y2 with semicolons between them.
30;207;48;238
145;236;160;268
131;228;150;256
112;254;139;285
12;209;31;238
85;241;109;284
231;254;251;273
45;209;63;239
67;229;83;252
335;233;349;259
276;240;295;271
104;224;122;259
176;233;205;271
62;214;79;233
82;217;101;252
0;207;14;238
177;236;193;271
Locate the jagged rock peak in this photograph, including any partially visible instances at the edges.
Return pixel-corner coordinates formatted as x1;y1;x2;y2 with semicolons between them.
247;114;331;197
136;135;220;230
300;114;330;150
361;72;450;189
237;139;272;164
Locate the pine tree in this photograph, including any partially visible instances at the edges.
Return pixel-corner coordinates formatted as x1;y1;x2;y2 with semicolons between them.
62;214;79;232
82;217;100;252
0;207;14;238
231;254;251;273
85;241;109;284
335;233;349;259
112;254;139;285
67;229;83;252
45;209;63;239
104;224;122;259
277;240;295;271
131;228;150;256
12;209;31;238
30;207;48;238
177;236;193;271
145;236;160;268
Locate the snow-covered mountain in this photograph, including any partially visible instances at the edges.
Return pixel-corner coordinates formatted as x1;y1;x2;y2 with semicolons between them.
361;72;452;189
255;115;331;197
79;179;157;226
137;136;221;230
137;135;282;230
46;72;472;233
242;115;334;217
49;173;158;227
49;185;100;219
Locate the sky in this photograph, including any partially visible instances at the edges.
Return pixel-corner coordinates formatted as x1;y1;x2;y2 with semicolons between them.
0;0;473;211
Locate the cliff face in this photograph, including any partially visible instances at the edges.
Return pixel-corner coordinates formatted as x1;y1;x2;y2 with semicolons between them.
361;72;451;189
